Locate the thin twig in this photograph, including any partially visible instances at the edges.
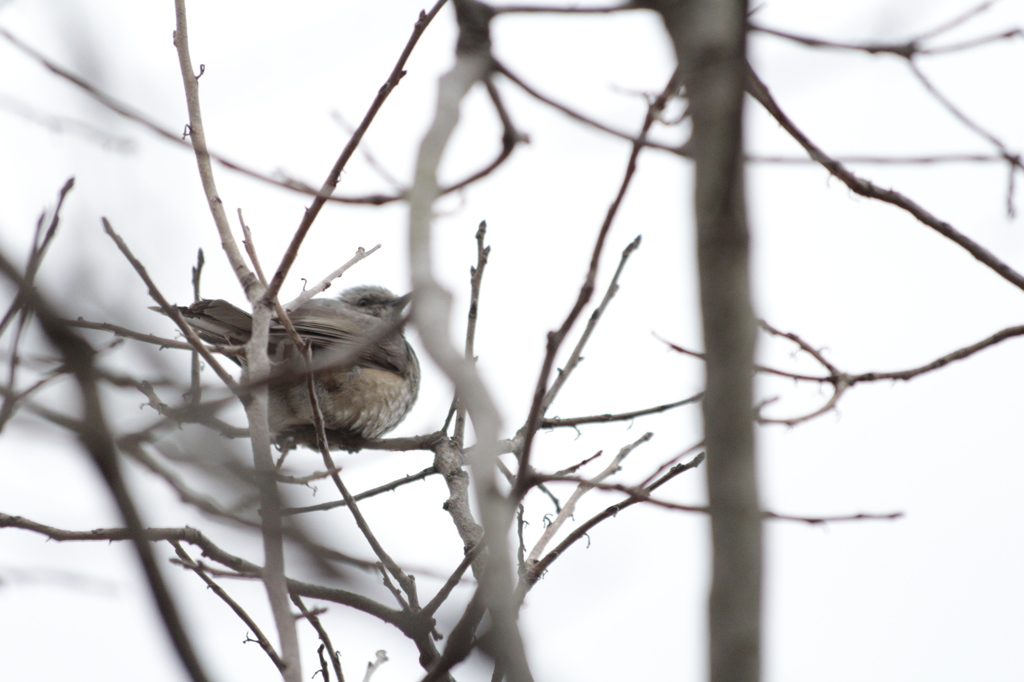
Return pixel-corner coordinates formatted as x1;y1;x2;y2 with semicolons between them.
172;542;285;671
283;466;438;515
454;220;491;446
189;248;205;406
495;61;686;156
284;245;381;312
301;341;420;607
264;0;449;303
102;219;240;391
541;392;703;428
746;66;1024;292
172;2;261;301
0;513;412;629
517;453;705;602
526;433;652;566
0;253;213;682
514;74;678;502
422;543;483;619
61;318;206;351
362;651;389;682
292;594;344;682
540;235;641;413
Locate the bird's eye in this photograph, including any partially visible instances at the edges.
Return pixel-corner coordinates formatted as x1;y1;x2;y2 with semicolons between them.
358;297;371;306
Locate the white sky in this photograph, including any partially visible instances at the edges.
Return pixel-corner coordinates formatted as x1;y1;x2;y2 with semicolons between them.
1;1;1023;681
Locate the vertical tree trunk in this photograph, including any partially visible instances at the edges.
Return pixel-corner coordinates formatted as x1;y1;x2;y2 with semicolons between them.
641;2;761;680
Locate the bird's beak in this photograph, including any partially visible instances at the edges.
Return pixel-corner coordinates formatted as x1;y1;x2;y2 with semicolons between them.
394;292;413;311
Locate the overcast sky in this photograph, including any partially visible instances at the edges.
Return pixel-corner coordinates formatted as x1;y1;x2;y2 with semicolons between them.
1;1;1023;681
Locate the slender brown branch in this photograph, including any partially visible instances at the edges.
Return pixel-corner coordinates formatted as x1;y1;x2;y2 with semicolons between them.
238;211;269;288
754;23;1022;57
491;3;633;13
850;325;1024;383
0;179;75;430
907;59;1021;214
751;1;1017;57
518;453;705;601
189;248;205;407
0;254;213;682
172;542;285;671
61;317;214;351
455;221;491;446
283;466;438;516
172;2;261;301
759;320;839;374
0;177;73;337
301;346;420;607
264;0;449;302
541;392;703;427
292;594;344;682
749;153;1015;164
746;66;1024;292
0;513;412;629
283;245;381;312
495;61;686;156
514;74;678;501
540;235;641;413
908;60;1020;164
526;432;652;566
422;543;483;619
0;28;379;203
758;323;1024;424
102;219;240;391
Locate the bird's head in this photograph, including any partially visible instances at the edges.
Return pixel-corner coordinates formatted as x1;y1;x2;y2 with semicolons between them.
337;285;411;319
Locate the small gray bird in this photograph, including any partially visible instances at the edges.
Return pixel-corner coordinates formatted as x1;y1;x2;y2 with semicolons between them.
173;285;419;450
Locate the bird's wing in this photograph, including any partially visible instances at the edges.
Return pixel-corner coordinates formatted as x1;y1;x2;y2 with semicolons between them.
283;299;411;375
176;299;253;345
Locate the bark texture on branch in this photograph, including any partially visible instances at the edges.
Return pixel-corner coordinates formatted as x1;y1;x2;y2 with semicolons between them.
638;1;761;681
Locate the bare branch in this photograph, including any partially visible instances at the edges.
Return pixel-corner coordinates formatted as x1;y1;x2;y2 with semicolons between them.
758;323;1024;425
749;153;1017;164
61;317;210;351
850;325;1024;383
747;67;1024;292
283;245;381;312
422;543;483;618
264;0;449;303
526;432;652;566
540;235;641;413
362;650;389;682
0;252;213;682
541;392;703;428
518;453;705;601
172;1;261;300
515;74;678;501
407;2;533;677
299;338;420;607
751;1;1018;57
172;542;285;671
454;220;491;446
189;248;206;407
491;3;634;13
102;218;240;391
0;513;412;628
293;595;344;682
759;320;840;375
495;61;686;156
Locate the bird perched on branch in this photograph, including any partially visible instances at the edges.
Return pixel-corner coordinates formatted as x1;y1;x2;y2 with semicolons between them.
170;285;419;451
